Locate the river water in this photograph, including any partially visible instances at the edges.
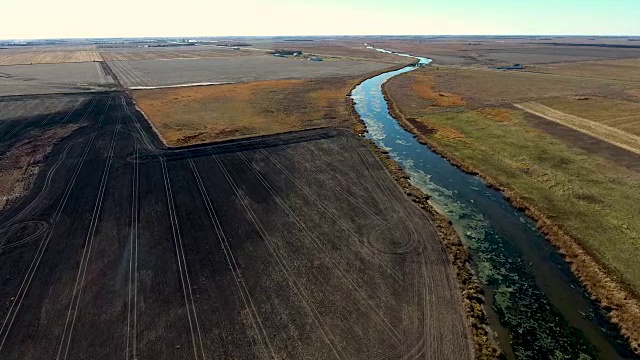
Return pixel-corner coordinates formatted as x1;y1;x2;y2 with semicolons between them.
352;49;636;359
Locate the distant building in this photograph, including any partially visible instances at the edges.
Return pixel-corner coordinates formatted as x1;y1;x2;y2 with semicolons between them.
310;57;323;61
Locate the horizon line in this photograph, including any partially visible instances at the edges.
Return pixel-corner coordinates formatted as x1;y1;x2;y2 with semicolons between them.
2;34;639;42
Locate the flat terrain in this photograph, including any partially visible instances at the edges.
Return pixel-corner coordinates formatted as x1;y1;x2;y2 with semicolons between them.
0;96;88;122
0;96;88;210
529;58;640;82
133;76;364;145
0;92;472;359
0;62;114;96
385;65;640;302
258;39;414;64
0;47;102;66
99;46;260;61
398;67;638;107
361;38;640;65
107;56;392;88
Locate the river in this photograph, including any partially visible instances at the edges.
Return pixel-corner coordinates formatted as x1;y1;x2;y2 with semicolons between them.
352;48;637;359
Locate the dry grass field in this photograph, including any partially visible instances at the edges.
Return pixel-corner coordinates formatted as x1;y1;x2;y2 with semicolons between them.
401;67;638;107
628;88;640;99
385;65;640;351
367;38;640;65
535;97;640;136
0;50;102;66
109;55;392;88
515;101;640;155
99;46;258;61
0;62;114;96
133;76;363;145
530;58;640;82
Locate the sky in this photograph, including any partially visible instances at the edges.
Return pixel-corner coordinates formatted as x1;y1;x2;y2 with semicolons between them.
2;0;639;39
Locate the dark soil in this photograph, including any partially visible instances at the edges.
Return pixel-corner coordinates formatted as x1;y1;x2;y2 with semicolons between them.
0;92;472;359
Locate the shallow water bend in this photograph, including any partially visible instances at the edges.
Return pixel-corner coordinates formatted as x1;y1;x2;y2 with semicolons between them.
351;48;637;360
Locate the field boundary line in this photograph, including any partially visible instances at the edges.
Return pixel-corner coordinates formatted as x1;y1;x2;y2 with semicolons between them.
262;147;404;279
300;140;393;213
188;159;272;357
350;145;430;359
281;146;406;279
283;147;388;223
515;101;640;155
57;105;120;360
160;157;205;360
126;140;139;360
214;154;345;360
240;152;402;344
121;95;154;150
111;61;154;88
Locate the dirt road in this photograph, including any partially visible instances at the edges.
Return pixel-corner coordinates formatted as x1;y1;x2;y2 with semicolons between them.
515;101;640;155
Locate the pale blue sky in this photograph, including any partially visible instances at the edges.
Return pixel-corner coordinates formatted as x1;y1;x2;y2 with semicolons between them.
2;0;639;39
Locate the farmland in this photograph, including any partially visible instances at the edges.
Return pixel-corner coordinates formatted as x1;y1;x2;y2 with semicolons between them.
400;67;637;106
0;47;102;66
362;37;640;65
0;62;115;96
4;35;640;358
0;91;473;359
529;58;640;82
99;46;258;61
107;55;393;88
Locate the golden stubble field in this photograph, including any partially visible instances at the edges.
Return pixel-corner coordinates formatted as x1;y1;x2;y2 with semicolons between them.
99;47;258;61
529;58;640;82
0;50;102;66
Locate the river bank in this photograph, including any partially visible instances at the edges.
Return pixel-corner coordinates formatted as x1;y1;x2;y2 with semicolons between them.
346;46;639;358
381;75;640;355
346;62;500;358
356;134;503;359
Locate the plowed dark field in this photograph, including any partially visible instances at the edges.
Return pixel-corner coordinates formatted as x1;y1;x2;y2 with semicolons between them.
0;93;472;359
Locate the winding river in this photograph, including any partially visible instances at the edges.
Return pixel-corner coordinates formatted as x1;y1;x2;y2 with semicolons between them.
352;48;637;359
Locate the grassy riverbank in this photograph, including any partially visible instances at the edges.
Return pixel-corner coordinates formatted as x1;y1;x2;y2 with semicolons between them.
383;67;640;354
